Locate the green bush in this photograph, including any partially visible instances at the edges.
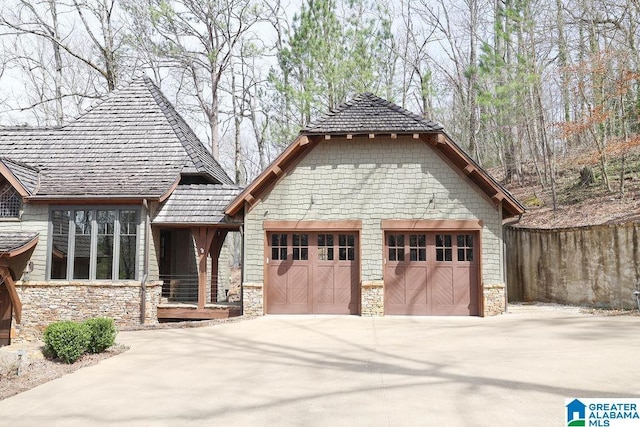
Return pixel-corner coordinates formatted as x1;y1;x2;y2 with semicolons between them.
43;321;91;364
84;317;116;354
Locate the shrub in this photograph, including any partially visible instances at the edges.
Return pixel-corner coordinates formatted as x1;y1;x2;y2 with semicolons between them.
84;317;116;354
43;321;90;364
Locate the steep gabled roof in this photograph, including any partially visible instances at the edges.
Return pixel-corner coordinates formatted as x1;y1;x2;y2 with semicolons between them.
227;93;524;219
153;184;243;226
303;93;444;134
0;77;231;200
0;157;39;195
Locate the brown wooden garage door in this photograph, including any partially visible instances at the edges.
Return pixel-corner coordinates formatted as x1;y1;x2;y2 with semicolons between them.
266;232;358;314
384;231;479;315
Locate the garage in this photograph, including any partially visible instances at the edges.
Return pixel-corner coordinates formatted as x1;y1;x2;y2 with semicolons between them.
384;230;479;315
266;231;359;314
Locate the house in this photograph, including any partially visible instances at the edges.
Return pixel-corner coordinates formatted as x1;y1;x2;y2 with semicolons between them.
225;94;524;317
0;81;524;345
0;77;242;345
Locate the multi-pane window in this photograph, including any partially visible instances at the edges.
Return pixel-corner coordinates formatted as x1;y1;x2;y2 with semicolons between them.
49;208;139;280
409;234;427;261
435;234;453;262
457;234;474;262
0;179;21;218
317;233;334;261
73;210;92;279
271;234;287;260
338;234;355;261
119;210;138;279
292;234;309;260
388;234;405;261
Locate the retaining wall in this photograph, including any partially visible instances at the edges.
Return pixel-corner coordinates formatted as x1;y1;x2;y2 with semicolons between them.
505;223;640;309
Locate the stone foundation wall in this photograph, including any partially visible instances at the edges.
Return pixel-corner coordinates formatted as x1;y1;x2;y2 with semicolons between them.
242;282;264;316
12;280;162;342
361;281;384;316
483;283;506;316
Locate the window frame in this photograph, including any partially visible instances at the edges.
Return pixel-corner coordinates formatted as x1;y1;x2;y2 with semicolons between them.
0;178;22;220
46;206;141;281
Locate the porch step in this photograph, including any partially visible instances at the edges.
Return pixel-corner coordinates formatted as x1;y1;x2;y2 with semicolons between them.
157;305;241;321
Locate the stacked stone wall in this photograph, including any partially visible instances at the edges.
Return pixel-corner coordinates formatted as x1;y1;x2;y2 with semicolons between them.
242;283;263;316
483;283;506;316
12;281;161;342
361;281;384;316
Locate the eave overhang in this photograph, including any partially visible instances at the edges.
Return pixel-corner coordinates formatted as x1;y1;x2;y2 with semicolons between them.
226;131;525;219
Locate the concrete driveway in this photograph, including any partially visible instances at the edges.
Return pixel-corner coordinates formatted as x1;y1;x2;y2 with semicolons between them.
0;307;639;426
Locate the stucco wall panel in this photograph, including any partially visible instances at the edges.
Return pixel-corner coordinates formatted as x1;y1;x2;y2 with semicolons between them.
506;224;640;309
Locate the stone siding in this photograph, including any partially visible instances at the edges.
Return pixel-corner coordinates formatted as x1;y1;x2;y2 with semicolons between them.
361;281;384;316
483;283;506;316
243;136;506;316
11;280;162;342
242;283;263;316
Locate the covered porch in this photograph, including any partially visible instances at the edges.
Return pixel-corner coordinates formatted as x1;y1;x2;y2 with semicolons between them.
152;184;243;321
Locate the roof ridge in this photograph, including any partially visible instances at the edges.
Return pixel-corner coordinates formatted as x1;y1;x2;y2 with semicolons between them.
141;78;233;185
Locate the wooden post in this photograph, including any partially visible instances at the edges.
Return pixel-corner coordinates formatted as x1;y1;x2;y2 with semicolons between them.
191;227;215;310
209;230;228;303
0;265;21;324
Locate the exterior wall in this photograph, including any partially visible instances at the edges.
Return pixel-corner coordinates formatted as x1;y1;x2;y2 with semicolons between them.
1;203;159;283
2;202;164;341
243;136;505;316
11;280;162;342
506;223;640;310
0;204;49;280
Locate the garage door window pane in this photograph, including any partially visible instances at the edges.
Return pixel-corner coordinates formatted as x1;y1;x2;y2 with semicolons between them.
436;234;452;262
271;234;287;260
339;234;355;261
409;234;426;261
388;234;404;261
457;234;474;261
318;234;334;260
292;234;308;260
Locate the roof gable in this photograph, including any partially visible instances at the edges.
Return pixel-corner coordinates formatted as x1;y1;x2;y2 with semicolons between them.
0;157;39;196
227;94;524;219
0;77;231;200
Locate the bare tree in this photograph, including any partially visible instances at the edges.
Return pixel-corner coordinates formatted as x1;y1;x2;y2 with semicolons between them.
124;0;264;161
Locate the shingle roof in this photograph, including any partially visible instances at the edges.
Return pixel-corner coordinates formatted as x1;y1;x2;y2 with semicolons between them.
153;184;243;225
0;157;39;195
0;232;39;256
0;77;232;199
302;93;444;134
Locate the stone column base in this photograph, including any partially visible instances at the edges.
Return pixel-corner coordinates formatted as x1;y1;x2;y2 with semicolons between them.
483;283;506;316
242;282;264;316
361;281;384;316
